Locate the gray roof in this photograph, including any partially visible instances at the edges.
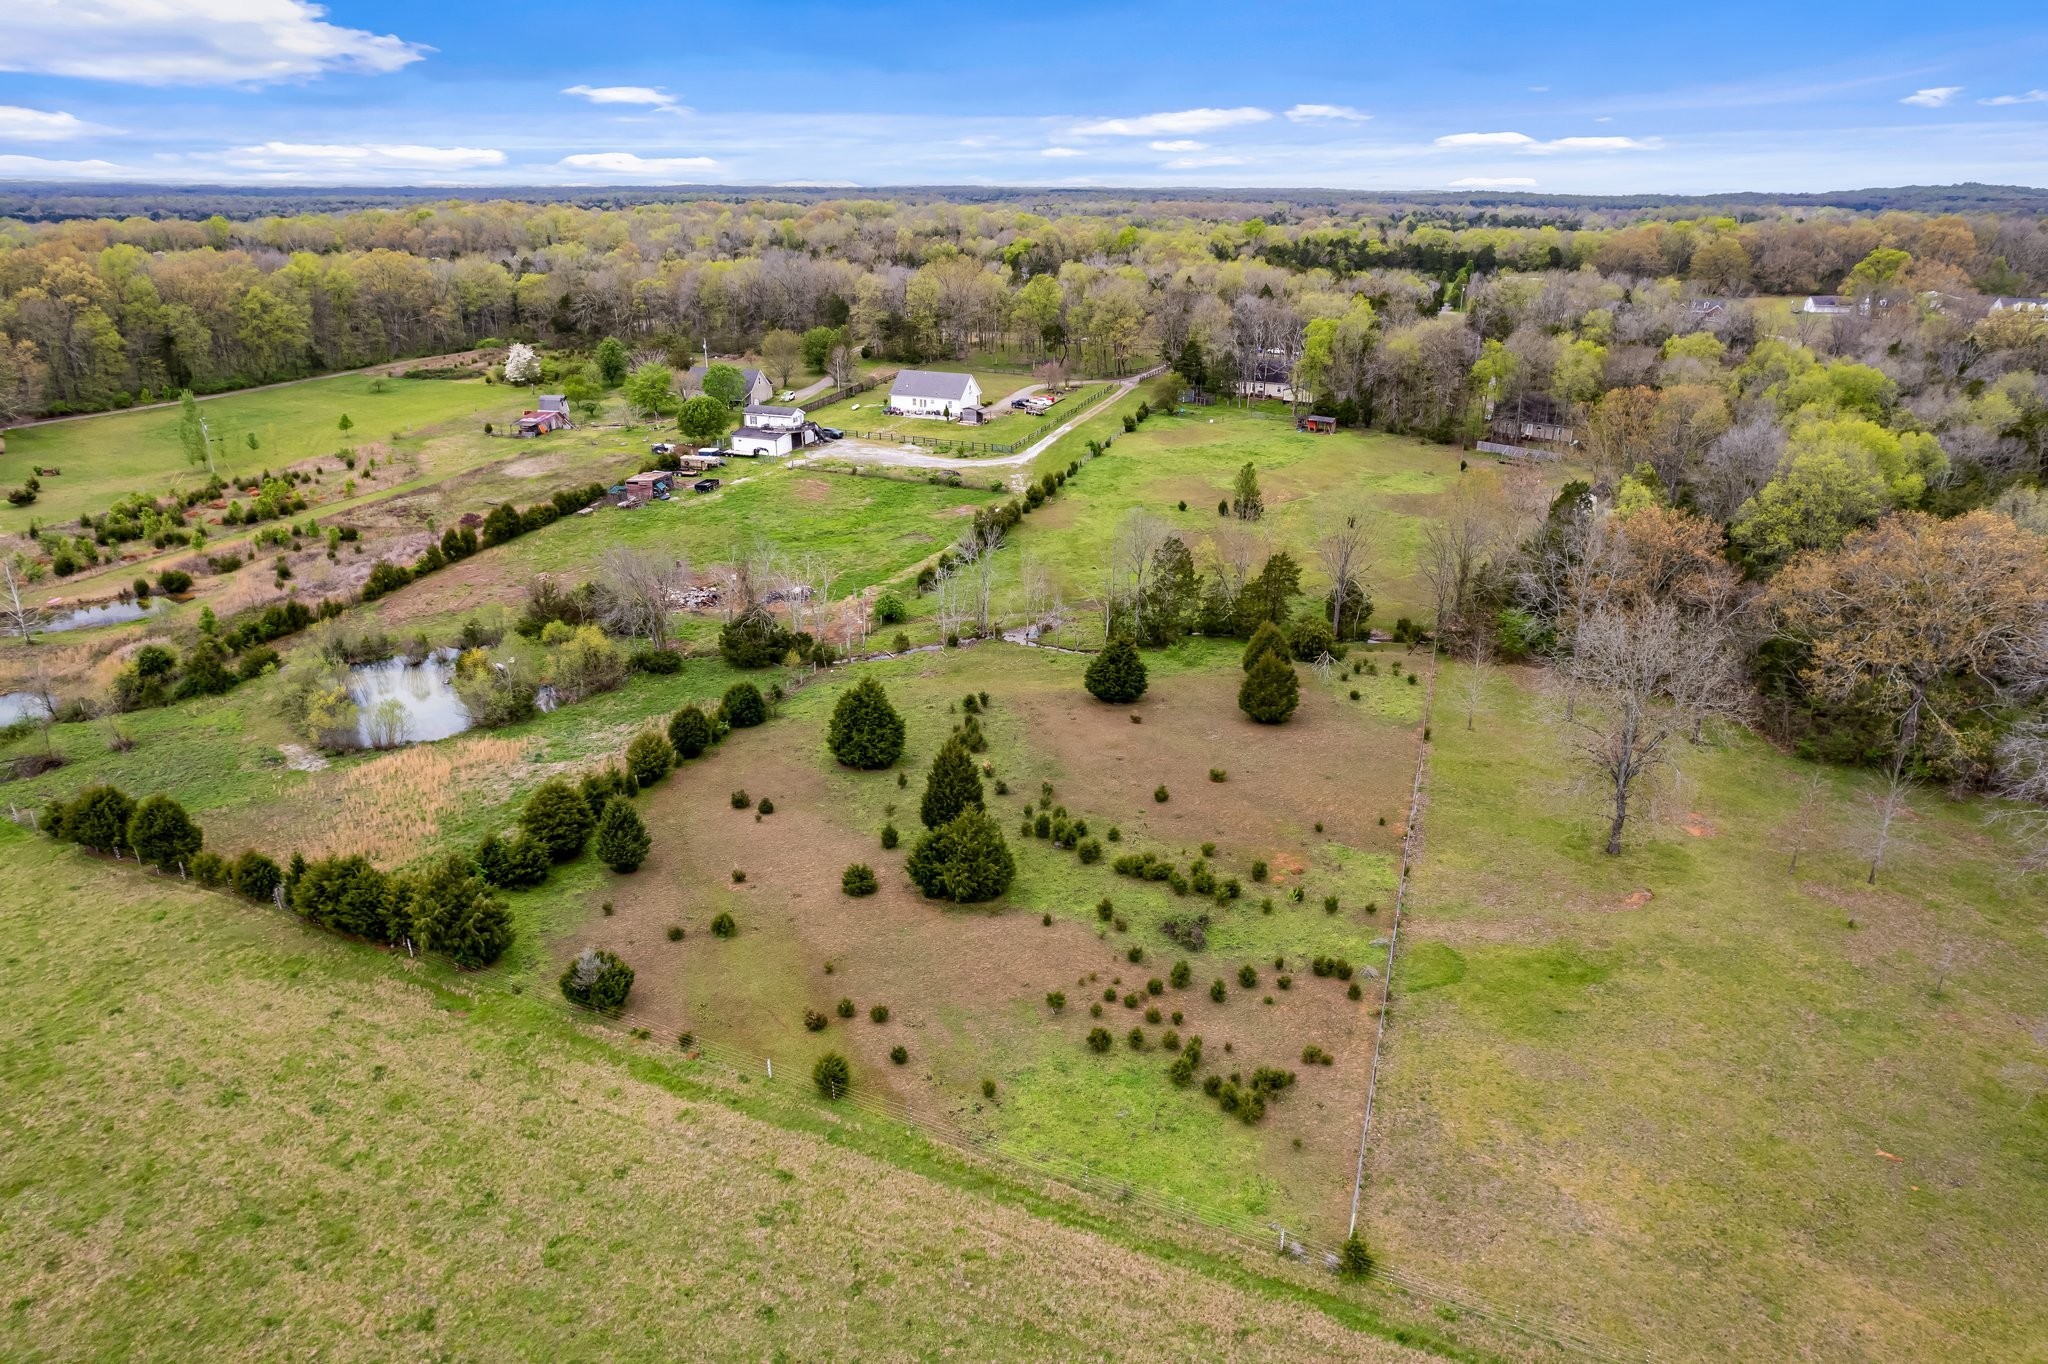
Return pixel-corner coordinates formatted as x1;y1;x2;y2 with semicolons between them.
732;426;792;441
745;404;804;417
890;369;978;401
686;364;764;390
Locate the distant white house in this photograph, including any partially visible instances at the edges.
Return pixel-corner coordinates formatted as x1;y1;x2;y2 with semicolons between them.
1801;295;1856;315
1989;296;2048;314
686;364;773;406
729;404;814;457
890;369;981;418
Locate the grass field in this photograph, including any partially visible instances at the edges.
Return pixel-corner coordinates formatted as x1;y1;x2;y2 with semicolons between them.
1366;662;2048;1362
0;825;1476;1364
1;372;521;533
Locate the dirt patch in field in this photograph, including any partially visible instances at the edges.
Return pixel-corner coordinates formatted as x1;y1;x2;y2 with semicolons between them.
1681;813;1717;837
1620;889;1655;910
788;478;835;503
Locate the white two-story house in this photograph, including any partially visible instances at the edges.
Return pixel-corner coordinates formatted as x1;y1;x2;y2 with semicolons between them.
889;370;981;419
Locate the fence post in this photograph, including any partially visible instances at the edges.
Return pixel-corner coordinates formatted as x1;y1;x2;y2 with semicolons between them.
765;1057;773;1081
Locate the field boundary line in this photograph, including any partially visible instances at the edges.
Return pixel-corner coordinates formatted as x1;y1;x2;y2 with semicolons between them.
1348;643;1440;1238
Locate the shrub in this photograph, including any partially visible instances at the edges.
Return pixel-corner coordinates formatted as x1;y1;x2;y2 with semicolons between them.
1086;1027;1113;1053
1076;837;1103;864
667;704;714;759
1126;945;1144;963
1339;1234;1374;1280
905;809;1015;903
720;605;798;669
804;1008;828;1031
1208;768;1227;783
841;863;879;896
401;853;513;969
1349;981;1364;1000
629;647;683;674
127;794;203;871
1238;963;1258;988
730;789;751;810
1161;913;1209;950
1210;979;1227;1003
1242;620;1289;671
756;797;775;815
981;1078;997;1099
1239;650;1300;724
873;591;908;625
667;924;685;941
711;912;737;937
869;1003;889;1023
1046;991;1066;1011
594;797;652;872
475;832;551;889
828;676;907;769
730;869;746;883
156;568;193;595
918;735;984;830
813;1051;851;1099
1170;959;1192;989
880;822;899;849
56;784;135;853
1287;614;1342;663
1153;784;1169;803
833;997;856;1020
190;850;227;886
890;1044;909;1065
1083;636;1148;703
1168;1053;1197;1086
559;947;634;1011
1251;859;1269;882
231;849;284;902
293;855;401;942
520;780;595;862
626;730;676;787
719;681;766;728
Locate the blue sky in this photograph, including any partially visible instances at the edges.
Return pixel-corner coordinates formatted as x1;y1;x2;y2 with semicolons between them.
1;0;2045;192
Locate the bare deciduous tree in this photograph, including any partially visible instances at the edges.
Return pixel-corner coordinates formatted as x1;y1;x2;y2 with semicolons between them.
1107;510;1170;640
595;547;688;651
1;553;41;645
1419;489;1497;640
1314;503;1374;641
1994;716;2048;873
1564;603;1688;855
1462;630;1493;731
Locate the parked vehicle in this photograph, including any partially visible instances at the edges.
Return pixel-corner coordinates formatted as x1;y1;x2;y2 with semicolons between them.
649;442;675;455
693;478;721;493
818;426;843;440
1009;398;1032;410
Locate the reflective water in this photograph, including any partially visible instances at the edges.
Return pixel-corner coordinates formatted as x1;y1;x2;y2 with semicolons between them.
345;650;472;748
43;598;164;633
0;692;54;726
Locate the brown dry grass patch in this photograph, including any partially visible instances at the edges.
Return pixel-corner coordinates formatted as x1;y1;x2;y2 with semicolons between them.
293;733;533;864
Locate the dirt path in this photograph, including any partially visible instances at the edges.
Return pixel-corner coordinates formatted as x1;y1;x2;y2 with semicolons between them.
1;347;504;432
791;367;1164;472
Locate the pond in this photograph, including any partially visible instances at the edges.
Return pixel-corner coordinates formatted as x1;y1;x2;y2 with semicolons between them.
346;650;473;748
0;692;54;727
42;598;165;633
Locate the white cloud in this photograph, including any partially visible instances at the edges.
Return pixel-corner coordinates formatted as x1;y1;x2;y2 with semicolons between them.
1284;103;1369;122
0;153;126;176
1436;131;1540;147
1979;89;2048;106
1450;177;1537;188
1040;146;1084;157
1165;155;1246;169
1148;140;1206;152
1435;131;1659;153
0;0;426;86
1071;107;1272;136
225;141;505;169
0;106;106;141
1900;86;1962;108
561;84;687;113
559;152;716;175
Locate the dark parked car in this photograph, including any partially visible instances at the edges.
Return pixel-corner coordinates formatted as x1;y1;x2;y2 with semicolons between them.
818;426;843;440
693;478;721;493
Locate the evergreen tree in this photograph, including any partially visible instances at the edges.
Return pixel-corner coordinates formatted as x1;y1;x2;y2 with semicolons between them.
293;855;400;941
58;784;134;853
667;703;714;758
827;676;906;769
1236;551;1301;632
1239;649;1301;724
231;849;283;902
172;638;237;698
719;605;797;668
1140;536;1200;644
1173;336;1207;391
626;729;675;787
1242;619;1290;671
127;794;203;871
520;779;595;861
559;947;633;1011
813;1050;852;1099
401;853;512;968
918;735;983;829
719;681;767;728
1231;462;1264;521
906;809;1016;903
593;796;652;872
1084;636;1149;703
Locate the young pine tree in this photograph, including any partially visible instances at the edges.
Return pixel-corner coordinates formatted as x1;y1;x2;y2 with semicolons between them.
918;734;984;829
1084;636;1148;703
827;676;906;769
593;796;652;872
1239;649;1301;724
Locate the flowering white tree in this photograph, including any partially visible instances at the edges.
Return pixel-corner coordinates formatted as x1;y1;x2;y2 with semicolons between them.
504;343;542;386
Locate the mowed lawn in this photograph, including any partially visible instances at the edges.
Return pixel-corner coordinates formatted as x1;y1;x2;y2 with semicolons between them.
1366;662;2048;1362
0;826;1456;1364
2;373;515;533
1006;402;1524;631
